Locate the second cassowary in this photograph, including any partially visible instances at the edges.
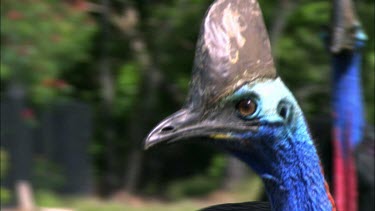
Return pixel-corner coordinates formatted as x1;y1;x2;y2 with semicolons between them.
145;0;336;210
329;0;369;209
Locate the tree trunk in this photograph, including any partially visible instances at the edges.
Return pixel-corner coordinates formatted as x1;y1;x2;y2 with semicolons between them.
98;0;117;194
113;7;163;193
270;0;298;52
124;38;162;192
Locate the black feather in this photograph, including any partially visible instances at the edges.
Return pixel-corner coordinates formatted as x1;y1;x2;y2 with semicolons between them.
199;201;271;211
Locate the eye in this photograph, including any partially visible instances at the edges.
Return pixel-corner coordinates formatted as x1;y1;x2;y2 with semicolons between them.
236;98;258;118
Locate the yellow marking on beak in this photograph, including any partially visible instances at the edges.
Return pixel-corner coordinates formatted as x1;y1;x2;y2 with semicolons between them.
210;133;231;139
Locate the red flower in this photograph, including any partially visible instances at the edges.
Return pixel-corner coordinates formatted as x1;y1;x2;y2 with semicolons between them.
42;79;55;87
21;108;34;120
7;10;23;20
66;0;88;11
54;79;68;88
42;79;68;89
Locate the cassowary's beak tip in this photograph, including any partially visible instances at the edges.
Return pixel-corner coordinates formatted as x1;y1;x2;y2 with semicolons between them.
144;109;200;150
144;132;160;150
144;124;172;150
144;120;171;150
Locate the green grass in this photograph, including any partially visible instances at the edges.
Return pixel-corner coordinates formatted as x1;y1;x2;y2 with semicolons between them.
36;194;205;211
35;176;264;211
72;199;202;211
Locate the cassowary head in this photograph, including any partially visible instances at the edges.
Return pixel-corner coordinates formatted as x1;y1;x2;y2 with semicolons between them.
144;1;336;209
145;0;310;175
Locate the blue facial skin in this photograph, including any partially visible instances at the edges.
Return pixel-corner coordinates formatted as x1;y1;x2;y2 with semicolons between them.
221;78;334;210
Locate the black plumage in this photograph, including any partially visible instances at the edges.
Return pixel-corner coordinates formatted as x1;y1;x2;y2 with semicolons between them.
200;201;270;211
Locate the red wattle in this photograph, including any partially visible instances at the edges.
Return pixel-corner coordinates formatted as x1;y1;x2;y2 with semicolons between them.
346;152;358;211
345;117;358;211
333;127;346;211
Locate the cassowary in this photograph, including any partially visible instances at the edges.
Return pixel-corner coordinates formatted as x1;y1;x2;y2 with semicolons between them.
329;0;371;210
145;0;336;210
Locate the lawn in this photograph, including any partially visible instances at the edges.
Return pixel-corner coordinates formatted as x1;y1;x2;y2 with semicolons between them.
35;177;264;211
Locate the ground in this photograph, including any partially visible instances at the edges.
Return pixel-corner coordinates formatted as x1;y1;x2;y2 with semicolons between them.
36;178;264;211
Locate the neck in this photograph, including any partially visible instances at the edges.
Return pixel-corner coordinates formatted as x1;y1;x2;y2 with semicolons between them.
262;132;334;210
231;116;335;210
331;40;365;211
332;44;365;149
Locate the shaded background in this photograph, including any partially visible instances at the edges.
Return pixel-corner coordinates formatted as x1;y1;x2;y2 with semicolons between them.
0;0;374;210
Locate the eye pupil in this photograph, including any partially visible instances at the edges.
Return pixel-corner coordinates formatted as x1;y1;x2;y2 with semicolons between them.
236;99;257;117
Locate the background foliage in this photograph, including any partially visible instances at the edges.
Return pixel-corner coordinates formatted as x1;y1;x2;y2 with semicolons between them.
1;0;96;104
0;0;374;209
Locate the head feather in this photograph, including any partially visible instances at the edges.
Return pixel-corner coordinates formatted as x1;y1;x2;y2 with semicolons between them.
188;0;276;109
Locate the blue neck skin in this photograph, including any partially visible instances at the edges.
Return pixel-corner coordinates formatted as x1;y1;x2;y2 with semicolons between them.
332;40;365;152
229;115;333;210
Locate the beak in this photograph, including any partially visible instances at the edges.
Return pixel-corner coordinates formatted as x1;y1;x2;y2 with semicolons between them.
144;107;261;150
144;108;204;149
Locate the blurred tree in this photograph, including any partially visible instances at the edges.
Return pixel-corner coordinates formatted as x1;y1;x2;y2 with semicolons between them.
0;0;97;199
1;0;96;104
1;0;372;200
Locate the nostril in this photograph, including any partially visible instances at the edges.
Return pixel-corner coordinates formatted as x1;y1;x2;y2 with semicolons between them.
161;126;175;132
279;106;288;119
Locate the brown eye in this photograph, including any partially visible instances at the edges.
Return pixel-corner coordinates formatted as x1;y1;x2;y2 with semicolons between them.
236;99;257;117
